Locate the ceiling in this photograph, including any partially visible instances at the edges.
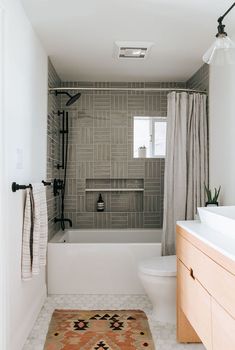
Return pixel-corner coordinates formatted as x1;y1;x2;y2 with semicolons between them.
21;0;235;82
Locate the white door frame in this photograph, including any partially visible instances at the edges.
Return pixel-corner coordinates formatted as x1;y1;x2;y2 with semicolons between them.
0;4;8;350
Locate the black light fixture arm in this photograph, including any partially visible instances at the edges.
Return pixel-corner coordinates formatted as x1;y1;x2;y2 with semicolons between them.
216;2;235;37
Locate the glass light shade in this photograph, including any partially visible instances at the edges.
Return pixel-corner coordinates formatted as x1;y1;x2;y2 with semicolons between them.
203;35;235;65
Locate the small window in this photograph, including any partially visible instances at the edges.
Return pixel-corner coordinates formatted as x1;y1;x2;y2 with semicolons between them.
133;116;167;158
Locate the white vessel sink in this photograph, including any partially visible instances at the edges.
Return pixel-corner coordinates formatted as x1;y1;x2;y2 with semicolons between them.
198;206;235;238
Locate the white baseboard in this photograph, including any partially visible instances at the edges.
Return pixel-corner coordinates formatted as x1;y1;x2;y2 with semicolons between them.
11;284;47;350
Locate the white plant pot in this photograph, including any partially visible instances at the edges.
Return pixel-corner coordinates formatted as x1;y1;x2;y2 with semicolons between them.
138;148;147;158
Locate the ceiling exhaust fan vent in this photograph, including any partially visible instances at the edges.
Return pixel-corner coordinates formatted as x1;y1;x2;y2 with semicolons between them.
115;41;154;59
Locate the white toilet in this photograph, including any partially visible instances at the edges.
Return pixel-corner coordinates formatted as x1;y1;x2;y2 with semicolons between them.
138;255;176;324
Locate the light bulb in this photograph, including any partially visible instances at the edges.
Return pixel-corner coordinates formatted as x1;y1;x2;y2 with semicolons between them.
203;35;235;65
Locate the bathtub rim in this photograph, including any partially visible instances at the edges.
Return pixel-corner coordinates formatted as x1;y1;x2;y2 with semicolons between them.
49;228;162;244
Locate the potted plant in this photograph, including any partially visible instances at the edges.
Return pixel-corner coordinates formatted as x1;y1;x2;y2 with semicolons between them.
204;184;221;206
138;145;147;158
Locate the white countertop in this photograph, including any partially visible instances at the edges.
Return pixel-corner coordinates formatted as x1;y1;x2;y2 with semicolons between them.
177;220;235;262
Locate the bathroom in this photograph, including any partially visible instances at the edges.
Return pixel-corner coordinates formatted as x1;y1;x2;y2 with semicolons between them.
1;0;235;349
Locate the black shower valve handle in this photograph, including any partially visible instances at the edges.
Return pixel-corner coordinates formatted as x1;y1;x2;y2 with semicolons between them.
53;178;64;196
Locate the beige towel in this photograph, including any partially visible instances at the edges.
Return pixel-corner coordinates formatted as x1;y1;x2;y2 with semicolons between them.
22;188;34;281
32;183;48;275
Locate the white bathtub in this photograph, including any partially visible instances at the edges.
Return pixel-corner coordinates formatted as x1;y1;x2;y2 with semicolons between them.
48;229;162;294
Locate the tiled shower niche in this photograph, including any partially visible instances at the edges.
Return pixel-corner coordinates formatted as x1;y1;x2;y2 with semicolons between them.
85;179;144;212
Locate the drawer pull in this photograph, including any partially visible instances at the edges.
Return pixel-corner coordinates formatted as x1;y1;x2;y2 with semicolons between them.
190;268;195;280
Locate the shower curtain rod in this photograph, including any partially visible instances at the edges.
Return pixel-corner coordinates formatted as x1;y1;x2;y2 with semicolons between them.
48;87;207;94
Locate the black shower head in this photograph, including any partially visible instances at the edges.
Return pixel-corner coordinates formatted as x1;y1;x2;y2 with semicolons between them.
55;91;81;106
66;92;81;106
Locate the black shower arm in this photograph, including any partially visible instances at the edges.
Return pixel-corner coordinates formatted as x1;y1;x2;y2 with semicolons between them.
55;91;71;98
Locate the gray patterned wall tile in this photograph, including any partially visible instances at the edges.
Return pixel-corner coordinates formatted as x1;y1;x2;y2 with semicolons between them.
67;144;77;162
68;129;80;145
145;160;161;179
128;143;134;160
111;161;128;178
128;160;145;178
66;161;76;179
144;179;161;194
76;145;93;161
144;195;161;212
128;94;145;111
127;213;144;228
186;64;209;91
111;144;127;161
94;144;111;161
111;192;129;212
76;179;86;194
77;94;93;110
76;127;93;145
126;179;144;189
94;128;111;143
76;212;94;228
47;60;61;238
94;94;111;110
111;128;127;144
94;161;111;178
76;161;94;179
76;195;85;212
85;192;96;212
94;82;111;90
112;179;127;189
94;111;110;128
144;212;161;228
65;179;77;195
111;213;128;228
64;195;77;212
111;95;127;112
128;192;143;212
95;212;111;228
111;111;128;127
86;179;111;189
76;111;94;127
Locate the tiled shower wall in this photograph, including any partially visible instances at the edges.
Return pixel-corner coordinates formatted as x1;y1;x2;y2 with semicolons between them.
57;81;186;229
47;61;209;232
47;60;61;239
187;64;209;92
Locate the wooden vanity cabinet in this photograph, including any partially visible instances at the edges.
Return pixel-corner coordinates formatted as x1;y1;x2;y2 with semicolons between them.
177;224;235;349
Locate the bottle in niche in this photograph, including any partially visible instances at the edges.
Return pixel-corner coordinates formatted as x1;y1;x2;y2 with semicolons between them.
97;193;105;212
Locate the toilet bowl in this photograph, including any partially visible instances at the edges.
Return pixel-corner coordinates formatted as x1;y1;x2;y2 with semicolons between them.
138;255;176;324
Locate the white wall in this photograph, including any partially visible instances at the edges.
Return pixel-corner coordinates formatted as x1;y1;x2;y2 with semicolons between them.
0;5;7;350
0;0;48;349
209;43;235;205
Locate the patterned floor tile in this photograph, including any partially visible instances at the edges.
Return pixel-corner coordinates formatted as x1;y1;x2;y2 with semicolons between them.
23;295;206;350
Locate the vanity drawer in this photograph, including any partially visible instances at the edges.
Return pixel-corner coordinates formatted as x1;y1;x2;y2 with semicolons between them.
178;259;212;350
212;298;235;350
177;233;235;319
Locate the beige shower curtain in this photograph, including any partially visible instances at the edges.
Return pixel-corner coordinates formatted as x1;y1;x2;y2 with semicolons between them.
162;92;208;256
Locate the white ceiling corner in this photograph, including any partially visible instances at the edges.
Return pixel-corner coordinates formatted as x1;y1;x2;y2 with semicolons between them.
21;0;235;82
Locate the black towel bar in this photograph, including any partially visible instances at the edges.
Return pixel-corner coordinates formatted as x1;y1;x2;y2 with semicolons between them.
12;181;52;192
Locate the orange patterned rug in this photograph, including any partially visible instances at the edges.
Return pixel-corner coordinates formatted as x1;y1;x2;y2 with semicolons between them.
44;309;155;350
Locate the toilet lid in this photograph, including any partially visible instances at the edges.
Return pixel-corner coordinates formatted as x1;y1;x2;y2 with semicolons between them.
139;255;176;277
